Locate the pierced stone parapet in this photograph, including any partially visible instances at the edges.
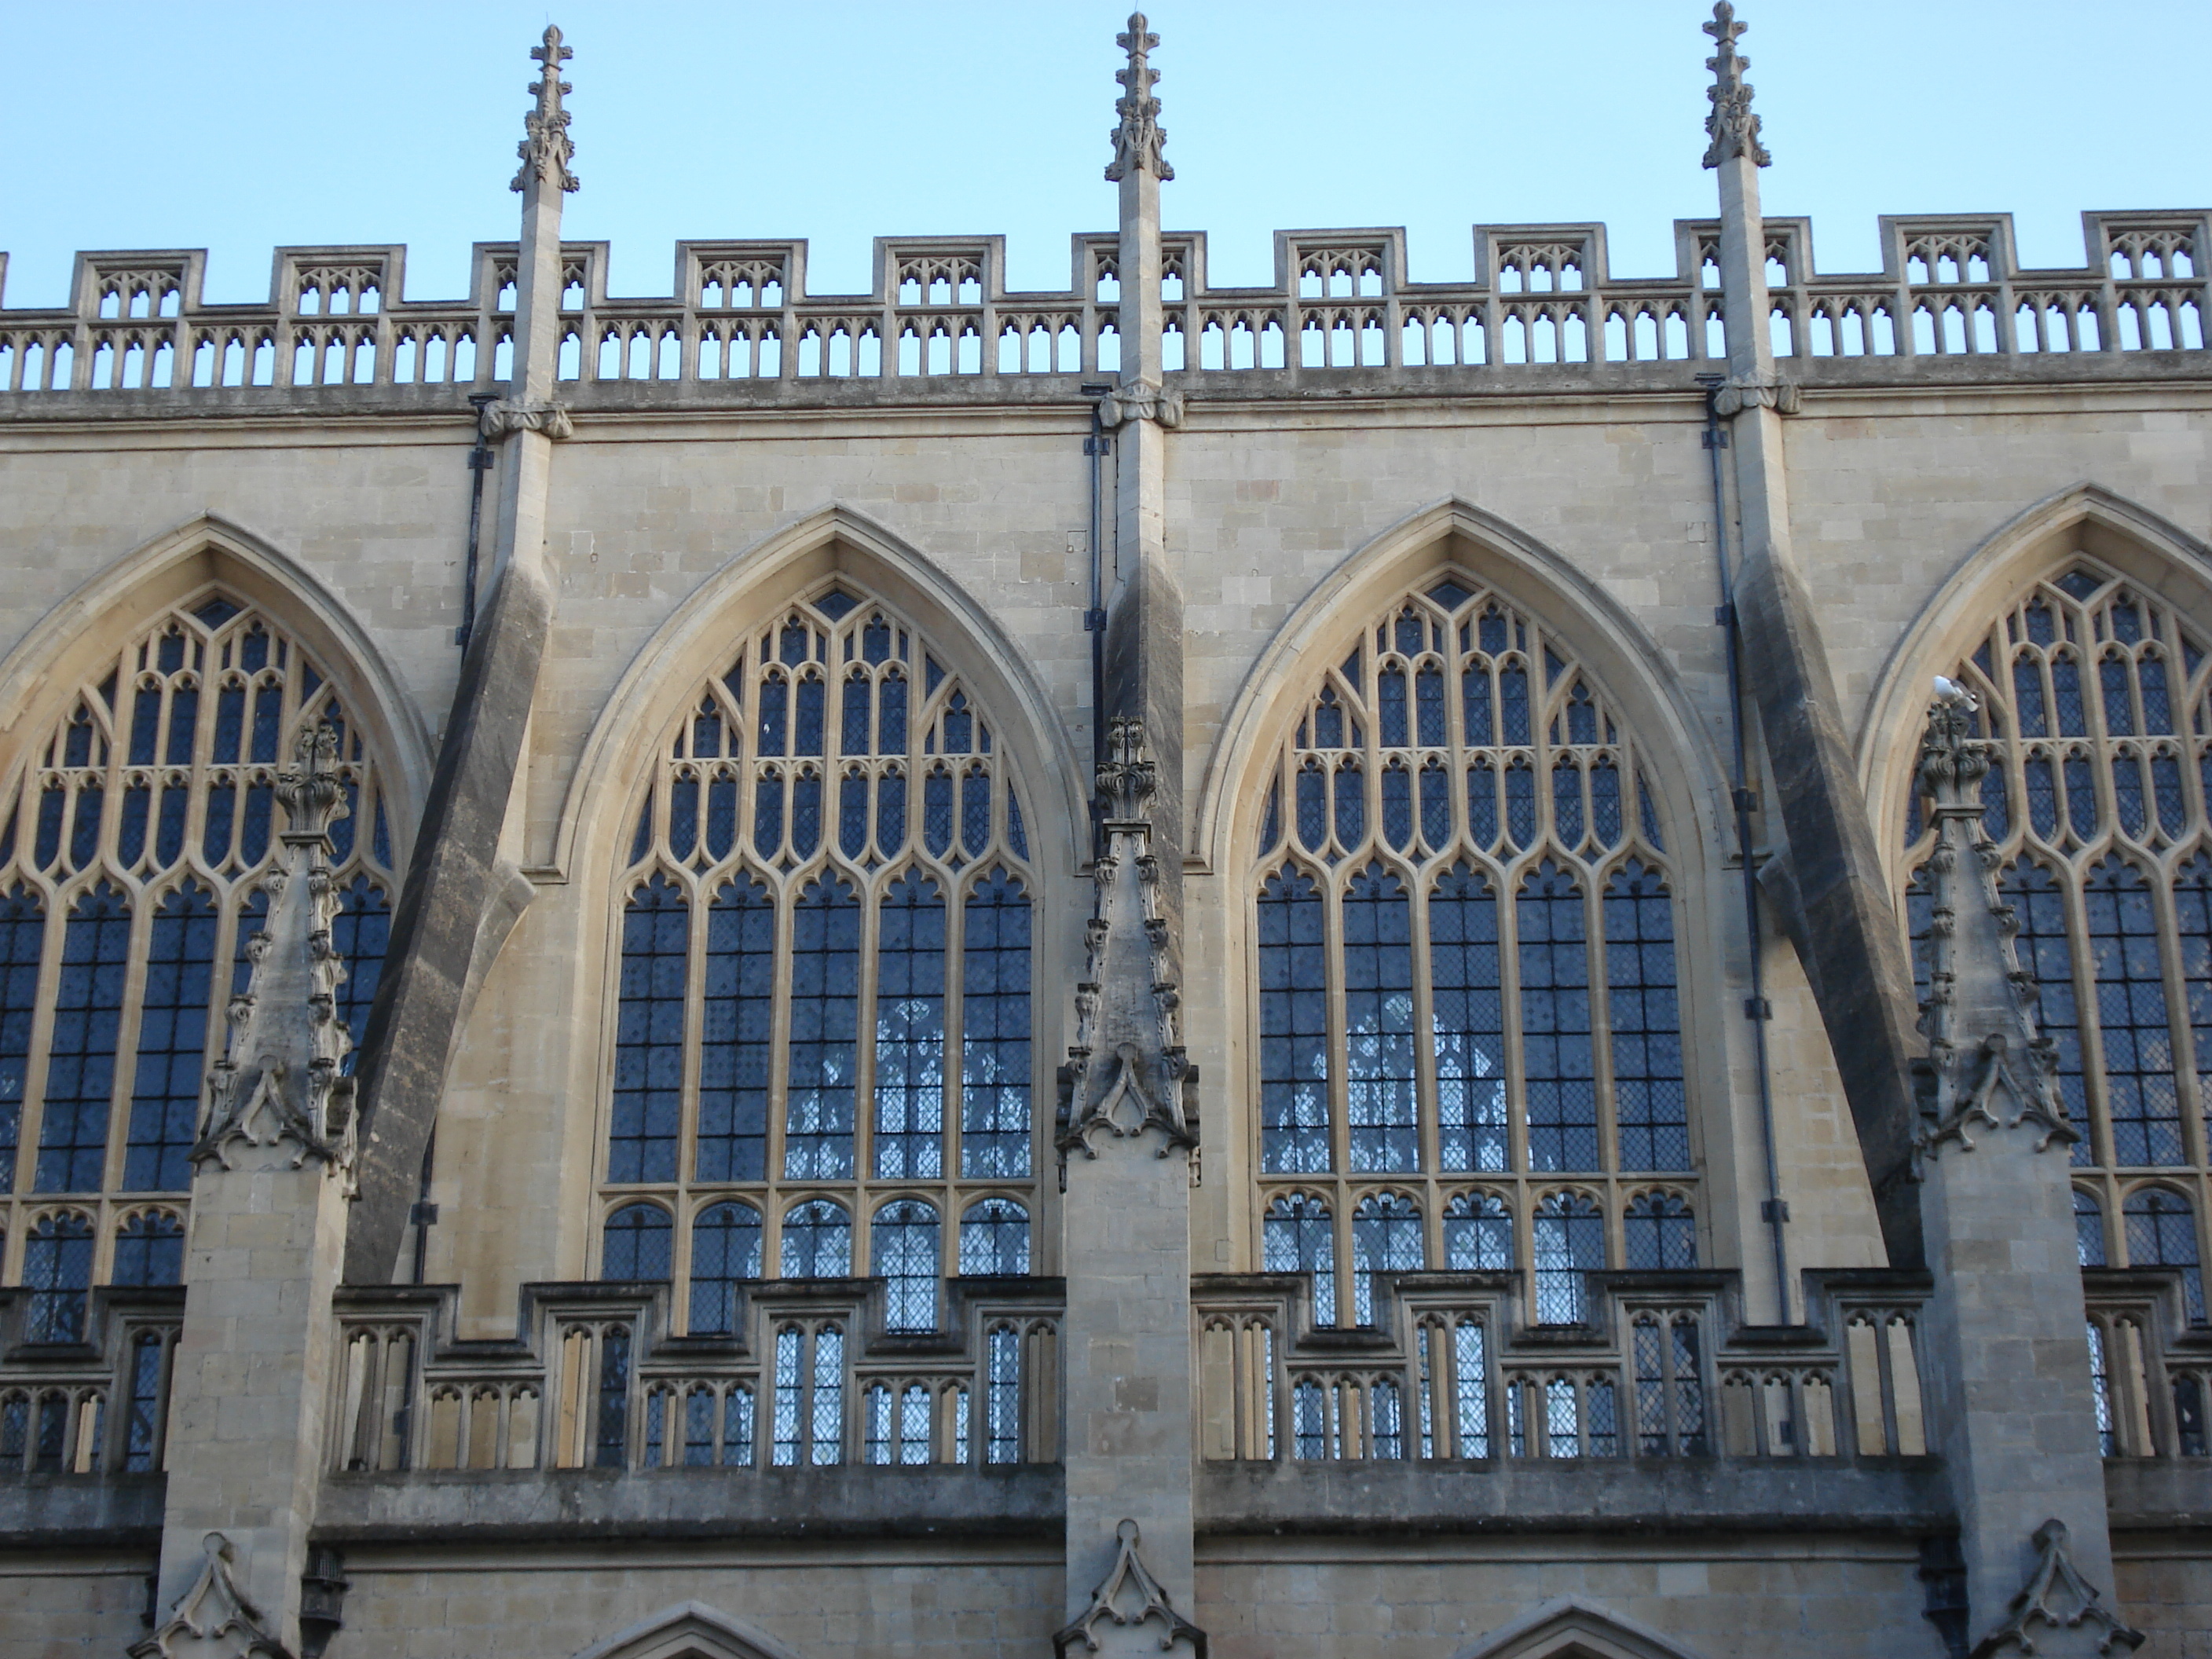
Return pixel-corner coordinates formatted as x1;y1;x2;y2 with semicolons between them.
1;210;2198;401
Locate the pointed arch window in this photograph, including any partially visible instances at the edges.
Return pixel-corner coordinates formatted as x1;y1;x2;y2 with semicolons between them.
598;583;1038;1334
1251;577;1696;1326
1910;562;2212;1304
0;593;396;1311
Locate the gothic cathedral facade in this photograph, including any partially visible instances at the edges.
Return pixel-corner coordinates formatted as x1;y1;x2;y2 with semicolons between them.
0;10;2206;1658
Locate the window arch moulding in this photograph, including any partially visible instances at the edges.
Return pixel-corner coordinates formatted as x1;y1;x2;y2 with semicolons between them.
570;1601;809;1659
1198;497;1730;881
1449;1596;1712;1659
0;514;433;854
1859;480;2212;869
548;504;1086;884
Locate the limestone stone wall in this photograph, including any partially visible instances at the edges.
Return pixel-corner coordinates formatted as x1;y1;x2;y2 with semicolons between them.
1195;1540;1932;1658
2;383;2209;1328
328;1546;1062;1659
0;1552;152;1659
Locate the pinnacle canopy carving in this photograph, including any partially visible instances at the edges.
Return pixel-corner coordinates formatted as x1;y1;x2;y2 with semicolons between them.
1972;1518;2144;1657
1057;720;1198;1165
1701;2;1771;170
1106;13;1173;184
129;1532;290;1659
194;722;357;1179
1908;679;2076;1171
512;25;580;195
1053;1520;1206;1656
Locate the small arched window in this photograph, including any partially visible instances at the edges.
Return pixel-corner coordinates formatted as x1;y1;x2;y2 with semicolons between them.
2074;1188;2108;1268
111;1209;185;1287
1251;577;1694;1327
958;1196;1030;1276
687;1201;762;1335
600;1202;673;1282
870;1198;940;1331
599;584;1037;1332
23;1210;95;1342
2124;1186;2205;1323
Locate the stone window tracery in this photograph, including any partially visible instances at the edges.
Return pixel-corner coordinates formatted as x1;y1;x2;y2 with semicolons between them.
597;583;1038;1335
1251;577;1696;1328
0;593;395;1303
1912;561;2212;1321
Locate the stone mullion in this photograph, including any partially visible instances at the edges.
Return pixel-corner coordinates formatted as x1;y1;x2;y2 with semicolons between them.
2059;855;2121;1170
851;863;884;1273
941;866;968;1194
1320;860;1353;1298
94;882;164;1200
668;865;712;1333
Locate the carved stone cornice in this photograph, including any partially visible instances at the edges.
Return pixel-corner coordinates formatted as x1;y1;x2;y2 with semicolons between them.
1909;679;2076;1174
1970;1518;2144;1657
1096;379;1184;430
1053;1520;1206;1657
1701;2;1771;170
129;1532;292;1659
477;397;574;441
193;723;357;1182
511;25;580;196
1057;720;1198;1165
1104;13;1173;184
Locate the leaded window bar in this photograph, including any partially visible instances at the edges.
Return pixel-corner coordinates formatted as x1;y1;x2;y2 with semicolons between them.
1907;561;2212;1322
597;582;1038;1337
0;595;394;1306
2;215;2202;399
1252;576;1694;1328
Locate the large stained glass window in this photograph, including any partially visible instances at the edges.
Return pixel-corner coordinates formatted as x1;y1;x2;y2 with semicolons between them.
598;583;1037;1335
1251;576;1694;1326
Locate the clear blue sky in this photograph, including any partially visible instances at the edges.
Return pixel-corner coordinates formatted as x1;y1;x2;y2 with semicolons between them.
4;1;2208;309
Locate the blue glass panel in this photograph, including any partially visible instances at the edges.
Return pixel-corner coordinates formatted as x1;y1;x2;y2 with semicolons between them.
1258;866;1330;1174
1342;865;1418;1172
601;1201;672;1280
1430;865;1507;1173
961;870;1032;1178
871;1199;940;1331
698;875;775;1181
331;877;390;1066
608;876;687;1183
1518;862;1597;1172
1606;861;1688;1171
784;877;859;1179
0;887;44;1180
123;885;218;1191
1263;1195;1335;1326
873;874;946;1180
36;885;130;1192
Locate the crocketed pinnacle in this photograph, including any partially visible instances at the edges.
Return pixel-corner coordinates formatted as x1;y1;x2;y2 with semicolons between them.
1701;2;1771;170
1106;13;1172;184
512;24;580;195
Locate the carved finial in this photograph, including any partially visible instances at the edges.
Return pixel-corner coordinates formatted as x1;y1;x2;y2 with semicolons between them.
1097;716;1158;823
276;721;349;848
511;24;580;195
1701;2;1771;170
1106;13;1173;184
